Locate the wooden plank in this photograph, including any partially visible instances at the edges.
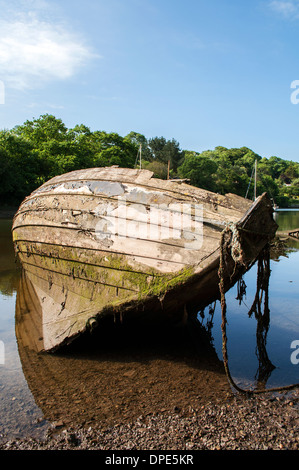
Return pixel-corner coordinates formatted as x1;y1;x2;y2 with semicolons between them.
28;167;251;213
15;193;237;233
13;223;221;271
20;191;242;231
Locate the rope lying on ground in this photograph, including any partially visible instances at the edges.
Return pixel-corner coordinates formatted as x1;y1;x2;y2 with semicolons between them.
218;224;299;396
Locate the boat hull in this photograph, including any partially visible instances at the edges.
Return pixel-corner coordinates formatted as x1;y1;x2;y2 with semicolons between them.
12;167;278;351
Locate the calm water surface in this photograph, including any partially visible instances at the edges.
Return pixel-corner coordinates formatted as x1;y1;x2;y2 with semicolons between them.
0;211;298;440
205;210;299;389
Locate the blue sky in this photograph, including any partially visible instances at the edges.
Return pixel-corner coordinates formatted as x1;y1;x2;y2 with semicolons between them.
1;0;299;161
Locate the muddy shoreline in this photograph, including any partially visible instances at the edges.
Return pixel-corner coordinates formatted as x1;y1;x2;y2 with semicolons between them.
1;321;299;451
1;391;298;450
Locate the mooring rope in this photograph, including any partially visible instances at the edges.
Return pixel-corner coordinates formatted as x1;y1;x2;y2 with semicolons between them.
218;224;299;396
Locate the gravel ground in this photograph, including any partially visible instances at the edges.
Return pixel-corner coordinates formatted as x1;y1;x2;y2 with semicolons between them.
1;391;298;451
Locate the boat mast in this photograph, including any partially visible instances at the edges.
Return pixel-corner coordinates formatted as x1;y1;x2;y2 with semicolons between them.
254;159;257;200
135;144;142;170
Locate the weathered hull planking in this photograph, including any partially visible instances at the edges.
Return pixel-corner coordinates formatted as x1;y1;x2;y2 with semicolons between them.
12;167;278;352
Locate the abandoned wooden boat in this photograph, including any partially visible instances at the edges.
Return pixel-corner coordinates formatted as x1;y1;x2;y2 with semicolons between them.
12;167;278;352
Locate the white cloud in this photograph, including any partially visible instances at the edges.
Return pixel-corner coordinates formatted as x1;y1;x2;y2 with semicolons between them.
268;0;299;18
0;2;99;90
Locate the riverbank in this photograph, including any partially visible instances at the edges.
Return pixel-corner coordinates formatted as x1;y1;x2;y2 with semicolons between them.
1;391;298;451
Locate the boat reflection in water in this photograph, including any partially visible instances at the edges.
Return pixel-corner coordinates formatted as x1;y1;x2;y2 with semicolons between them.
15;262;231;429
246;249;276;389
199;244;281;391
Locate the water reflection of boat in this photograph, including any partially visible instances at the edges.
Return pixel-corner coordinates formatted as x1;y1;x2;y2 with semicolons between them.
0;219;20;296
199;254;276;390
15;269;231;428
12;167;278;351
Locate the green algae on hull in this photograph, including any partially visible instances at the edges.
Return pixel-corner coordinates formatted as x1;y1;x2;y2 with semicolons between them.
15;239;195;303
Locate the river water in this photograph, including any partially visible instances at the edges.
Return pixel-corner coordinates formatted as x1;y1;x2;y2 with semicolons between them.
0;211;298;441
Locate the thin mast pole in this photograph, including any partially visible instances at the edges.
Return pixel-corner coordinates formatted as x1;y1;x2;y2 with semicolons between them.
254;159;257;200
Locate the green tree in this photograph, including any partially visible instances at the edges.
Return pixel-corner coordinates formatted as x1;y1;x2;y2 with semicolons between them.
0;130;41;203
142;161;169;179
178;152;217;191
125;131;147;150
146;137;184;172
14;114;68;144
267;156;288;180
91;131;136;168
13;114;78;179
282;162;299;184
1;114;298;208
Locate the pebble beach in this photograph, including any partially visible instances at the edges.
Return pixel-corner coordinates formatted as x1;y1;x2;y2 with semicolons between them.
1;391;298;451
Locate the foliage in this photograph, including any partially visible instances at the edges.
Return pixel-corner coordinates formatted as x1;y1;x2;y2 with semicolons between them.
177;152;217;191
0;114;137;204
1;114;299;207
177;146;299;207
142;160;169;179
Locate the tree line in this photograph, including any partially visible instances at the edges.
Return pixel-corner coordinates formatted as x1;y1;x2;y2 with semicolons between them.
1;114;299;207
